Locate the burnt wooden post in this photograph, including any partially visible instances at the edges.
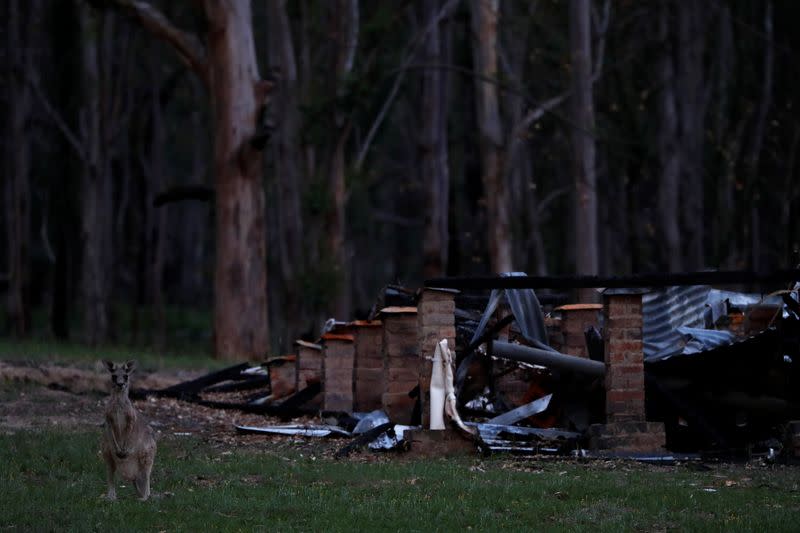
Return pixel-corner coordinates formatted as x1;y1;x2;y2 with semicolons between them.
417;288;457;429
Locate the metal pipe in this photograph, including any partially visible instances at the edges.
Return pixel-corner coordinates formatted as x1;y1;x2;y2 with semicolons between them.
492;341;605;377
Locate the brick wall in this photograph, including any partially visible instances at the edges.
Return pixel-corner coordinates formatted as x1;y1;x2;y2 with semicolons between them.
417;289;457;428
353;321;384;412
381;308;418;424
322;334;355;412
603;292;645;422
556;304;602;358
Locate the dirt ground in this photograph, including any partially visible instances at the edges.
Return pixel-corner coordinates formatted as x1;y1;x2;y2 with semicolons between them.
0;359;356;458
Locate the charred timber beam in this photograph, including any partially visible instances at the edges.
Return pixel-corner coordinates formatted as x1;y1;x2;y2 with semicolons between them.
492;341;605;377
426;269;800;290
203;376;270;393
156;363;250;398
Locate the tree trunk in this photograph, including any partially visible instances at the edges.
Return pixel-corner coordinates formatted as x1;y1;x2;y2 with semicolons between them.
326;0;358;319
676;2;707;270
5;0;35;337
745;1;774;272
266;0;305;347
420;0;451;279
108;0;272;358
656;4;682;272
80;5;114;345
469;0;512;274
178;85;209;306
204;0;269;359
145;58;167;350
569;0;598;299
710;3;737;267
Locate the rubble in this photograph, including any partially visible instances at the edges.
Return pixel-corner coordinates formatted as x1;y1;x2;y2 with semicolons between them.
127;278;800;462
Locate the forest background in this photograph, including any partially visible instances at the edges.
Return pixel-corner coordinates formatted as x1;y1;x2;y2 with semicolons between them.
2;0;798;359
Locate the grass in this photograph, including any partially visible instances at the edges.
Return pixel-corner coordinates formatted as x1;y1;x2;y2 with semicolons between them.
1;430;799;532
0;338;228;372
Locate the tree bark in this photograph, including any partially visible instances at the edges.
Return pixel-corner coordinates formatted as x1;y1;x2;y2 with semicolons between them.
5;0;36;336
419;0;451;279
79;5;115;345
266;0;304;295
569;0;598;299
326;0;358;319
204;0;270;359
656;4;682;272
178;81;209;306
745;1;773;272
676;2;707;271
144;55;167;350
469;0;512;274
106;0;270;358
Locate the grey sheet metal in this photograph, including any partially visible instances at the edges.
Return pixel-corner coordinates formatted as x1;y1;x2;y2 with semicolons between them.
488;394;552;425
646;327;737;362
468;422;581;454
469;272;549;348
643;285;710;359
235;424;352;437
642;285;784;362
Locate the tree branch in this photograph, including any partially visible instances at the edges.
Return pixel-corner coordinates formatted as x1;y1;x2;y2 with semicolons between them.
503;91;569;185
354;0;461;170
109;0;209;87
26;74;85;160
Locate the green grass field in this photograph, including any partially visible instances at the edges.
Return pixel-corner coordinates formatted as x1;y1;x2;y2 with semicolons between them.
1;430;798;532
0;338;225;372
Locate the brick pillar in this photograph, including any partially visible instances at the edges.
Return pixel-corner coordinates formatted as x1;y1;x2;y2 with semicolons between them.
556;303;602;358
417;288;457;429
380;307;418;424
295;340;323;407
352;320;384;412
322;333;355;412
603;291;645;422
589;289;665;453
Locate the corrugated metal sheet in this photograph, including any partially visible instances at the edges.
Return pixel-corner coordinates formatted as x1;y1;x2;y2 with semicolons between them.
643;285;710;360
643;286;785;361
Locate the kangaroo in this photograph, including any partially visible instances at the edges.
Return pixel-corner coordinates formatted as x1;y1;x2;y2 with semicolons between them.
100;360;156;501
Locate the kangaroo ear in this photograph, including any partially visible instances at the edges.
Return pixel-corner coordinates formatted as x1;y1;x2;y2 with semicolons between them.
103;360;115;372
124;360;137;373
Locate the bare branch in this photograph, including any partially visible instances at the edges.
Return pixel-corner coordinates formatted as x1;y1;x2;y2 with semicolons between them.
504;92;569;185
341;0;359;77
591;0;611;81
355;0;461;170
26;74;85;160
536;185;572;218
109;0;209;86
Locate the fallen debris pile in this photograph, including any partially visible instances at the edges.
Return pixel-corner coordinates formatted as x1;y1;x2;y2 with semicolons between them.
127;278;800;463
